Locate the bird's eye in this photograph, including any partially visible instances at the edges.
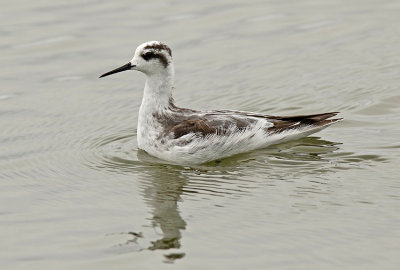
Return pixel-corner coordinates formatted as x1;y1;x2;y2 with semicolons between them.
142;52;155;61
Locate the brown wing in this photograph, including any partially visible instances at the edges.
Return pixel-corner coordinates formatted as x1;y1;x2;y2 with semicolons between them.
170;116;255;139
190;111;342;135
172;119;217;138
161;102;341;139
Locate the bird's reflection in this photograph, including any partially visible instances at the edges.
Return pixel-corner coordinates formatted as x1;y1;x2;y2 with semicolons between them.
100;135;350;262
136;153;188;259
143;170;186;250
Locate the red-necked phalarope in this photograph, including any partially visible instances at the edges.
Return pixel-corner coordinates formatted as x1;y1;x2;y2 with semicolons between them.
100;41;342;164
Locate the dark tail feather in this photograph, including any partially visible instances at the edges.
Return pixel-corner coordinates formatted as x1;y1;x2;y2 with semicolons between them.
269;112;340;123
315;117;343;127
267;112;342;134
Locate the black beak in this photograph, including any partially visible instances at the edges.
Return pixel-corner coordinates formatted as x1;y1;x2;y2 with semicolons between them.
99;62;134;78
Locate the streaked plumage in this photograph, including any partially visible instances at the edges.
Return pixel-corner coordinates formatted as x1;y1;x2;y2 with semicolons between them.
100;41;341;164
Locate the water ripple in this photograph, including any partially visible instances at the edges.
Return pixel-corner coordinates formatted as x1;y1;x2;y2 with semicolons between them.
77;124;390;204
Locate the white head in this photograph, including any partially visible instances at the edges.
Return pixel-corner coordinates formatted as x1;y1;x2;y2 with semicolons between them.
100;41;174;78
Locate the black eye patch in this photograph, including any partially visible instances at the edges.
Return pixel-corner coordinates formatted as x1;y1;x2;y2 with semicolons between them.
140;51;169;68
142;51;157;61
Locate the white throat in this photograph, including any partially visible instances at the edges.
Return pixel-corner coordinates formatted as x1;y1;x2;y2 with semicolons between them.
140;65;174;112
137;65;175;152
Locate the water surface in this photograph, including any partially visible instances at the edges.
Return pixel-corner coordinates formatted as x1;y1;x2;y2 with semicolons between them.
1;0;399;269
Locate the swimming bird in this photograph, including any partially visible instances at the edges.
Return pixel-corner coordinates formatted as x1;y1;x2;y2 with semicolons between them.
100;41;341;164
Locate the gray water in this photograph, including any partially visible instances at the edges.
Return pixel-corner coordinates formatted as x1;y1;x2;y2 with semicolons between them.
1;0;399;269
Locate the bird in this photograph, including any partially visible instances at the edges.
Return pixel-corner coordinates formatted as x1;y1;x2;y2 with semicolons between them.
100;41;341;165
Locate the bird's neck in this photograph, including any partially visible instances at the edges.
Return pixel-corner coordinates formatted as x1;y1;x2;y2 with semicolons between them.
141;69;174;113
137;69;175;146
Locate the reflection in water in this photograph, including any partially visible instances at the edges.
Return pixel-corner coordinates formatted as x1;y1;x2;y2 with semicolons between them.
135;157;188;261
91;133;388;262
106;161;188;261
140;165;187;251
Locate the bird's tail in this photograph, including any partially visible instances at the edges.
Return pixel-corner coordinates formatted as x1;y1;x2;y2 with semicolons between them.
266;112;342;143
